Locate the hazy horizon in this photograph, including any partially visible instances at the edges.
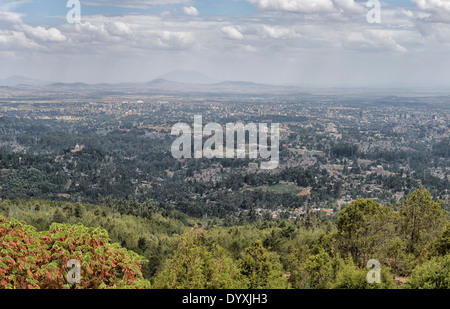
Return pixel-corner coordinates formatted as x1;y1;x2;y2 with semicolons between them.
3;70;450;91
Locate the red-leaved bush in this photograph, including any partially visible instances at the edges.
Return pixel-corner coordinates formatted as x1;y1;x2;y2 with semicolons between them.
0;216;150;289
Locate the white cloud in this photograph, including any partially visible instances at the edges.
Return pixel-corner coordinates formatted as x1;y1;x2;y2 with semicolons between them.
83;0;191;9
403;0;450;43
261;25;298;39
0;30;44;50
105;22;132;36
246;0;369;16
21;25;66;43
183;6;200;16
71;22;112;43
155;30;195;49
61;16;197;51
220;26;244;40
416;22;450;43
412;0;450;12
411;0;450;22
0;11;66;48
0;11;24;26
246;0;334;13
241;44;258;52
333;0;365;14
346;30;407;53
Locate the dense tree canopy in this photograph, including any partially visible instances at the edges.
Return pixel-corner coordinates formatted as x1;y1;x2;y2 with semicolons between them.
0;186;448;289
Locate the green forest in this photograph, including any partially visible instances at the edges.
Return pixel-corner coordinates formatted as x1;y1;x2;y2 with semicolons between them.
1;186;449;289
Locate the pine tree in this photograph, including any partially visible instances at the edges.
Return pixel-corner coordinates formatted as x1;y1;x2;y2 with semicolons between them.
238;240;289;289
399;186;448;256
152;228;247;289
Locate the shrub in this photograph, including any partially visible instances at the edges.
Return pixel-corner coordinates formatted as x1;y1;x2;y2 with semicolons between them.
0;216;150;289
406;254;450;289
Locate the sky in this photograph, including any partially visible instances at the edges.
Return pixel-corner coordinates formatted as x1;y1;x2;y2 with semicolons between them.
0;0;450;87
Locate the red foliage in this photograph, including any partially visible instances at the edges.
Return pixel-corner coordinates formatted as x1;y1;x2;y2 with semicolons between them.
0;217;149;289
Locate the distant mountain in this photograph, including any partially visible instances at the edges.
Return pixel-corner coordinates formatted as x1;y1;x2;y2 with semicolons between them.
216;81;260;86
157;70;220;85
139;78;302;95
145;78;172;86
0;74;305;95
48;82;90;87
0;75;51;87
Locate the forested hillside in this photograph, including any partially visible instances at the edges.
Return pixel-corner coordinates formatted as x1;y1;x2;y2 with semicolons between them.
1;186;448;289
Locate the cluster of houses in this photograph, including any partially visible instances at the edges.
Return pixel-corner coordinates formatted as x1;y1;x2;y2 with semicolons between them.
255;207;335;219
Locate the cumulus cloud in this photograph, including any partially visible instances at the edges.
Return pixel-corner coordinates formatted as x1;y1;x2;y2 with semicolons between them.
345;30;407;53
21;25;66;43
0;30;44;51
412;0;450;12
62;16;196;51
246;0;334;13
220;26;244;40
70;22;112;43
241;44;258;52
333;0;366;14
0;10;66;50
105;22;132;36
411;0;450;22
402;0;450;43
246;0;370;16
182;6;200;16
0;11;25;26
260;25;298;39
416;22;450;43
154;30;195;49
84;0;191;9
